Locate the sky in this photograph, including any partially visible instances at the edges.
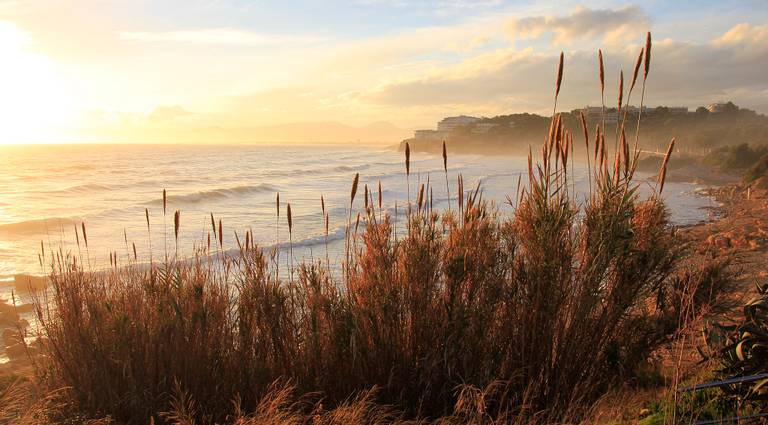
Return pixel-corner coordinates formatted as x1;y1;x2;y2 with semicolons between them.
0;0;766;143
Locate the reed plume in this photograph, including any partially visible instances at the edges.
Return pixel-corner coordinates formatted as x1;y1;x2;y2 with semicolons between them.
81;222;88;249
174;209;180;256
287;202;293;281
287;203;293;231
417;183;424;212
617;70;624;113
218;219;223;248
405;142;411;177
658;137;675;194
351;173;359;206
644;32;652;80
598;49;605;94
598;49;605;130
346;173;360;280
553;51;564;115
630;48;643;92
442;141;451;211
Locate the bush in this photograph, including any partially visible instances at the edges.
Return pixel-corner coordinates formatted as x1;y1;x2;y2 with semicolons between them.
30;33;709;424
744;153;768;183
702;143;768;171
705;280;768;408
33;130;691;424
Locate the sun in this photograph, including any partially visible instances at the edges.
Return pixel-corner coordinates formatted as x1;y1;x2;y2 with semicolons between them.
0;21;78;145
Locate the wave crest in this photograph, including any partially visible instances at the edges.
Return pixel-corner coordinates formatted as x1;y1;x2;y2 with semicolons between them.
0;217;77;235
148;184;276;205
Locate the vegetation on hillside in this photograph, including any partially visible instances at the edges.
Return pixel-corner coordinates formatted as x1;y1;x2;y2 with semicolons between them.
404;103;768;156
636;142;768;186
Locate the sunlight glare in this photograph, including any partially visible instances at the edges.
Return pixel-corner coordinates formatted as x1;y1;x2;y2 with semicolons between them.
0;21;78;145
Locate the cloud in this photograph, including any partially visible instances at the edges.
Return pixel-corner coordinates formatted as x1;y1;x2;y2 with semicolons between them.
509;6;649;46
196;8;768;127
357;21;768;115
6;1;768;135
119;28;326;46
714;23;768;46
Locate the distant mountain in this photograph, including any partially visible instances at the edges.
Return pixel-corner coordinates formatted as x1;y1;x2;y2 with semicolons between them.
80;120;411;145
238;120;410;144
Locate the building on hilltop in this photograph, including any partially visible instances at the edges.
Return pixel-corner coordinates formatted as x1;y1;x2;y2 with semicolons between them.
411;115;481;140
437;115;480;132
706;102;738;113
580;106;619;124
471;123;498;134
579;105;688;124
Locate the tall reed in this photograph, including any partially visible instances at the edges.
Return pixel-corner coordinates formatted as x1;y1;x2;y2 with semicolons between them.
31;32;706;425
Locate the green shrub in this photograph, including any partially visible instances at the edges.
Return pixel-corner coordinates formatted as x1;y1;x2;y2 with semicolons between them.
705;280;768;409
744;153;768;183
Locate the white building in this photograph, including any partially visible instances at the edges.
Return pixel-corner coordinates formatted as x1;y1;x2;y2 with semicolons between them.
581;105;687;125
581;106;618;124
471;123;498;134
437;116;480;132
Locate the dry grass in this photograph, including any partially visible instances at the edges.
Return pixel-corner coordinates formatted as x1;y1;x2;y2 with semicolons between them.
2;33;733;424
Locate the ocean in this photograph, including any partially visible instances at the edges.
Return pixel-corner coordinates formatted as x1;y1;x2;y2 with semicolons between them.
0;143;716;281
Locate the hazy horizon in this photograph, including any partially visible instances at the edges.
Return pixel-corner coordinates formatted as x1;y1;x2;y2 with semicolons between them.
1;0;766;144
